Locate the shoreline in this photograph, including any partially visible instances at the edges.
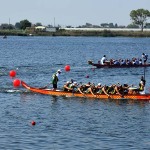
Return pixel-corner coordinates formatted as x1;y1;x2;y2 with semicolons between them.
1;28;150;37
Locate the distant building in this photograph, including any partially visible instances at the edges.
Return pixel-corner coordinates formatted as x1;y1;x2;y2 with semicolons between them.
35;26;46;31
46;27;57;32
26;26;58;33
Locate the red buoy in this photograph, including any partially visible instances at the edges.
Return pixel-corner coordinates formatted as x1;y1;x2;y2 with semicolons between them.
13;79;21;87
9;70;16;78
65;65;70;71
31;121;36;126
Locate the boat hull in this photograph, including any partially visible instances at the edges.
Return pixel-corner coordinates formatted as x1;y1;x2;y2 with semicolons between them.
21;81;150;101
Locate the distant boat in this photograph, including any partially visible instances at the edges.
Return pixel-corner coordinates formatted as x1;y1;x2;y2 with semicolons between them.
29;34;34;36
3;35;7;39
88;60;150;68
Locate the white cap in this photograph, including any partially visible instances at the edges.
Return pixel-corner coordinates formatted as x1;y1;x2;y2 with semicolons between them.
98;83;101;86
73;82;77;85
73;82;78;86
57;69;62;73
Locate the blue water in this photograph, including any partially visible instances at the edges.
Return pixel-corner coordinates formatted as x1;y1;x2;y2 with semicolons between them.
0;36;150;150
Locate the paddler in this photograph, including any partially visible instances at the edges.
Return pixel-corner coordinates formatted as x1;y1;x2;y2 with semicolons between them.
142;53;148;64
101;85;110;97
78;82;91;95
128;76;146;94
138;76;146;93
63;80;78;92
63;81;72;91
51;69;61;90
84;83;97;97
101;55;107;65
96;83;103;94
114;83;124;97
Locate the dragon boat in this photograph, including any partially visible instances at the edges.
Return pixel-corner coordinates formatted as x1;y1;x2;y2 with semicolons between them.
88;60;150;68
21;81;150;101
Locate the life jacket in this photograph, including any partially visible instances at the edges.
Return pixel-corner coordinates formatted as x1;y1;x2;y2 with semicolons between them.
85;85;95;93
96;87;103;94
139;82;144;91
107;86;116;94
63;83;72;91
81;84;90;92
51;73;58;84
139;79;146;91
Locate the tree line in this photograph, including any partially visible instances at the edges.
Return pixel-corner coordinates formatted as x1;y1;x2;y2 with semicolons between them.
0;9;150;32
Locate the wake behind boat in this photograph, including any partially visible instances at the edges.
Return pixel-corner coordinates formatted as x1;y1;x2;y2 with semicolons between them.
21;81;150;101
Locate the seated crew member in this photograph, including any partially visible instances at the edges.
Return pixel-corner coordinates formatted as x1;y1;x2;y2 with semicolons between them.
71;82;79;92
126;59;131;65
97;84;117;97
78;82;91;95
84;83;97;97
132;59;136;65
107;84;116;95
113;83;130;97
114;83;124;97
96;83;103;94
113;60;120;65
101;85;110;97
63;81;73;91
139;59;142;65
135;58;140;65
104;83;129;96
109;59;114;65
120;59;126;66
63;81;78;92
122;84;131;95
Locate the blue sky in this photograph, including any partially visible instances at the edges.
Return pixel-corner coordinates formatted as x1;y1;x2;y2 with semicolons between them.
1;0;150;27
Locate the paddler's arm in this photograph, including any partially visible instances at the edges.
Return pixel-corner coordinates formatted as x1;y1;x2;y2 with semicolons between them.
89;87;96;97
102;87;110;97
63;85;73;91
114;86;123;97
78;87;85;95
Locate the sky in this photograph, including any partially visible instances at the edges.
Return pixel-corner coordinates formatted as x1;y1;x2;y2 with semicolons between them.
1;0;150;27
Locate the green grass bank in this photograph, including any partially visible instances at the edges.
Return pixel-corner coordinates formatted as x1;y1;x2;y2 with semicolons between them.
1;29;150;37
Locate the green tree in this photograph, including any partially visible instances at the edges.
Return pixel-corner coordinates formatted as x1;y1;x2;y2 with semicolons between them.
127;24;139;28
101;23;108;28
108;23;114;28
20;19;32;30
15;22;21;29
130;9;150;31
145;23;150;28
114;23;118;28
35;22;42;26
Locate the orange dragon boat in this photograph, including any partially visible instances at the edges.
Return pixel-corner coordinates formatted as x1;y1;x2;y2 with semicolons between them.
21;81;150;101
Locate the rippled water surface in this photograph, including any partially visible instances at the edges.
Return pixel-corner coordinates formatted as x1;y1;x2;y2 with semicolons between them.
0;36;150;150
